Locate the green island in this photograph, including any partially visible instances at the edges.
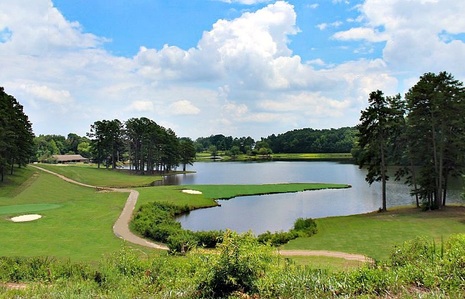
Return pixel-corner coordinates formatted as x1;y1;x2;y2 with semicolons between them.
1;164;465;298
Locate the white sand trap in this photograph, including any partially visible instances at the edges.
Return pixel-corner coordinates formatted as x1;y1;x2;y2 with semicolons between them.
182;189;203;195
10;214;42;222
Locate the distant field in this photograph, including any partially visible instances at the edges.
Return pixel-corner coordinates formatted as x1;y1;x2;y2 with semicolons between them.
196;152;353;161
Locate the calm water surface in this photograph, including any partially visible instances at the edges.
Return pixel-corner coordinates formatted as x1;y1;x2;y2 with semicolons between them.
172;161;462;234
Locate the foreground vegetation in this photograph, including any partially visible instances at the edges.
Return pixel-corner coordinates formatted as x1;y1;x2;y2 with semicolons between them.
3;232;465;298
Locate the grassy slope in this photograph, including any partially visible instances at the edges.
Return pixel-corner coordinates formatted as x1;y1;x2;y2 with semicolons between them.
35;163;164;187
283;206;465;261
0;167;129;261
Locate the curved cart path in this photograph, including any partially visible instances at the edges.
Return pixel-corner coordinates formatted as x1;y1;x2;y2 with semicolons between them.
278;250;373;263
31;165;168;250
30;165;372;262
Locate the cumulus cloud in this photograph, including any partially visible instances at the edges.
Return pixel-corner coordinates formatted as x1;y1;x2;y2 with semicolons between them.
169;100;201;115
19;83;73;104
334;0;465;75
127;100;154;112
2;0;464;139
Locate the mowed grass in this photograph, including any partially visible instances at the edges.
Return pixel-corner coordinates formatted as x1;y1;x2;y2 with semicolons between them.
0;168;130;261
135;183;349;209
35;163;164;187
3;164;465;267
283;206;465;261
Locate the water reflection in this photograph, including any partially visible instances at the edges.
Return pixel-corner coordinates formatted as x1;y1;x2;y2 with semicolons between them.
173;161;463;234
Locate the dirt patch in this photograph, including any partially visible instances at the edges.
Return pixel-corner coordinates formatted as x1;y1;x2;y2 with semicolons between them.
279;250;374;263
1;282;27;290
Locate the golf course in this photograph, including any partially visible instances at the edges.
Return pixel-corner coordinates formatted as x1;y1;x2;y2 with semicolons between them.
2;163;465;297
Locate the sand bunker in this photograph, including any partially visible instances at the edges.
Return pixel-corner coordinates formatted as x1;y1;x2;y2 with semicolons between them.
182;189;203;195
10;214;42;222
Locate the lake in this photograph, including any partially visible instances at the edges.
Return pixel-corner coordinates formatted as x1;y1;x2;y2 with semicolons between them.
173;161;463;234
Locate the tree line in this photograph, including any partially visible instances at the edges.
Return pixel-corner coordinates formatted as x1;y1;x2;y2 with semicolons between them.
0;87;35;182
33;118;196;173
87;117;196;173
194;127;357;157
355;71;465;211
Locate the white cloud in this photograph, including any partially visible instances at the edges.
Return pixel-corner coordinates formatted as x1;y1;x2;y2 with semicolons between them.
18;83;73;104
127;100;154;112
169;100;201;115
3;0;465;139
333;27;387;42
334;0;465;76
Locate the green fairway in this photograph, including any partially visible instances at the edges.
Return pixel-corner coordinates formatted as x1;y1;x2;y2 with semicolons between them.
283;206;465;261
134;183;349;210
34;163;164;187
0;203;62;215
0;168;129;261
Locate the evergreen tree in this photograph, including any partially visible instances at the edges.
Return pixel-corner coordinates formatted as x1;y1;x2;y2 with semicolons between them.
0;87;34;181
357;90;405;211
405;72;465;208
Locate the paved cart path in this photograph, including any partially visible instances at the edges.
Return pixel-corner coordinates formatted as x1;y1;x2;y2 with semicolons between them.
31;165;373;262
31;165;168;250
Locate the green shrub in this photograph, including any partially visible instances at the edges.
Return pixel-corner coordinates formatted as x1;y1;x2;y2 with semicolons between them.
257;230;299;246
292;217;318;237
197;231;275;298
167;231;198;254
194;230;224;248
390;236;437;267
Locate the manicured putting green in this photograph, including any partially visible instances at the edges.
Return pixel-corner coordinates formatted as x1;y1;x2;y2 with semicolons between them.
0;204;62;215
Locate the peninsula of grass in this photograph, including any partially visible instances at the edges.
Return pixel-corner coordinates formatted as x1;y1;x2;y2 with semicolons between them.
134;183;349;209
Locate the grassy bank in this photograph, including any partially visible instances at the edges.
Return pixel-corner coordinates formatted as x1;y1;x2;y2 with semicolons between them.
283;206;465;261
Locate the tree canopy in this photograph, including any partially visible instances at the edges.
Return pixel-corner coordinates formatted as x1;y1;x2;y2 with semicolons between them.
0;87;35;181
356;72;465;210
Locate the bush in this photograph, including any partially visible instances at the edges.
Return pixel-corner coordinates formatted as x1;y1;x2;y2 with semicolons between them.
197;231;275;298
257;230;299;246
292;217;318;237
194;230;224;248
390;236;437;267
167;231;198;254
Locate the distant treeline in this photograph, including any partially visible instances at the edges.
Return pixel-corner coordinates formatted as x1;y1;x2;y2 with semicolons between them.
194;127;357;155
34;126;357;166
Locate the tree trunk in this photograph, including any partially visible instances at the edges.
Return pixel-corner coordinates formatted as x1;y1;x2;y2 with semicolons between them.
410;161;420;208
380;144;387;212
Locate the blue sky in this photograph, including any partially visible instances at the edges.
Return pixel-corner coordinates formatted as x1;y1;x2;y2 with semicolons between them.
1;0;465;139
